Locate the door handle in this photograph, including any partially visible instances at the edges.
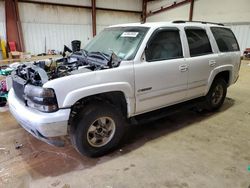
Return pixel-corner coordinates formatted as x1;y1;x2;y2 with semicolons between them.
179;64;188;72
209;60;216;67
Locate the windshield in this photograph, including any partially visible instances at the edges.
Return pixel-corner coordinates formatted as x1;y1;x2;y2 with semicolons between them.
84;27;149;60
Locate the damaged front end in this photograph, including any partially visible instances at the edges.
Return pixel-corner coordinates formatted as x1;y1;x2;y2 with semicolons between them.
13;49;121;85
11;50;121;113
12;66;58;112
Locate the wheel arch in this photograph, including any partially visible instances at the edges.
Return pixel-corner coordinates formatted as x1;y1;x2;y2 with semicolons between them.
68;90;131;135
206;66;233;95
63;82;134;112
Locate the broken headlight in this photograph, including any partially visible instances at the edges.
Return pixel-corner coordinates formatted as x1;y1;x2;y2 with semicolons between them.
24;84;58;112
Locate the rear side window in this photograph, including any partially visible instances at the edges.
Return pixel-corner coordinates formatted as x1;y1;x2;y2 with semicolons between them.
211;27;239;52
146;29;183;62
185;29;212;57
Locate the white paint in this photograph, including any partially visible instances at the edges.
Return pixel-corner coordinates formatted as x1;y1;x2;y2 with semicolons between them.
0;1;6;41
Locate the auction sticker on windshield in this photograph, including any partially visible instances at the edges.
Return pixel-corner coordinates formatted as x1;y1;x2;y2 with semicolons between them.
121;32;139;37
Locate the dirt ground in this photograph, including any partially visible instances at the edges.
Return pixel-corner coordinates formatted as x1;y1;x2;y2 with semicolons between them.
0;61;250;188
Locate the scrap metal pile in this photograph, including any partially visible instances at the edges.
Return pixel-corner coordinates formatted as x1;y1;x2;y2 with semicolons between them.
0;66;13;106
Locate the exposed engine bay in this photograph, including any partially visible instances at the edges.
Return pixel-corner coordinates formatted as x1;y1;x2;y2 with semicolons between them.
12;49;121;86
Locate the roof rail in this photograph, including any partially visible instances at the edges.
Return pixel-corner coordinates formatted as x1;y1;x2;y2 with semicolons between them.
172;20;224;26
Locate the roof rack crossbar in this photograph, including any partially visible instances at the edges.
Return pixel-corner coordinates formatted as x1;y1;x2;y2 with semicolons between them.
172;20;224;26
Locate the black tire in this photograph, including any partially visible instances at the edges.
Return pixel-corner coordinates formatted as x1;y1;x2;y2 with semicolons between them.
204;78;227;111
70;102;126;157
0;97;7;107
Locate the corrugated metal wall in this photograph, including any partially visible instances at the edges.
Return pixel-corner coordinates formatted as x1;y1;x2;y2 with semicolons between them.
147;0;250;23
27;0;91;6
0;1;6;41
19;2;92;54
229;24;250;54
96;10;141;33
18;1;141;54
26;0;142;11
96;0;142;11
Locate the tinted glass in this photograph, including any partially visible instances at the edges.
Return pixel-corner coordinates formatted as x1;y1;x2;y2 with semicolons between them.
185;29;212;56
146;30;183;62
211;27;239;52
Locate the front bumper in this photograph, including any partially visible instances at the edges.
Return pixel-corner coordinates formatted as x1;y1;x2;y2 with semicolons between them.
8;89;70;146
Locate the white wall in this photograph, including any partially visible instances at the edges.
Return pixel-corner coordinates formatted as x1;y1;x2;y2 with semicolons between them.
147;0;250;23
0;1;6;41
193;0;250;23
19;2;92;54
27;0;142;11
147;3;189;22
18;1;141;54
23;0;142;11
229;24;250;54
96;10;140;33
147;0;189;22
96;0;142;11
25;0;91;6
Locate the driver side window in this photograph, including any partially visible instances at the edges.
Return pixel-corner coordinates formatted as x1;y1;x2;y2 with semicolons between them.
146;29;183;62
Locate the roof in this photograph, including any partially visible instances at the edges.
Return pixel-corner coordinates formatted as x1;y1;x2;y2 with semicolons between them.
109;21;226;29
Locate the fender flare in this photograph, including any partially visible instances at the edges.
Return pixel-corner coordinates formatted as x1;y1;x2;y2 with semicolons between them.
63;82;135;117
205;65;234;94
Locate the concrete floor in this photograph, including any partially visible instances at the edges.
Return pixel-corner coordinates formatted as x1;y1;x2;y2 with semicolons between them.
0;61;250;188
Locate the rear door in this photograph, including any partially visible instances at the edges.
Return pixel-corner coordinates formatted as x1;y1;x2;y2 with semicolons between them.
134;28;188;114
184;27;218;99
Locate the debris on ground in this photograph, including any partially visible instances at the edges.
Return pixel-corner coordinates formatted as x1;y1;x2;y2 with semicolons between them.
15;142;23;150
51;179;61;187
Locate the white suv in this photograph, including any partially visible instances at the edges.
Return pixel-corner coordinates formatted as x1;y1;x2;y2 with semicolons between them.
8;21;241;157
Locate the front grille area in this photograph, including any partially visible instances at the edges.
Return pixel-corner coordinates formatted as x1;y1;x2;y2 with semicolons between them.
12;79;25;102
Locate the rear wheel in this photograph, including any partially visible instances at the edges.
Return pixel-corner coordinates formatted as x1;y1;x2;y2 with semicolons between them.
70;102;126;157
204;78;227;111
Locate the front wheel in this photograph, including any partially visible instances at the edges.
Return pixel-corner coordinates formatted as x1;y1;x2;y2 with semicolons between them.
204;78;227;111
70;102;126;157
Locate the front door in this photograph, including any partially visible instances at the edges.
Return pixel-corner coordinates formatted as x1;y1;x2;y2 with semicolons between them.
134;28;188;114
